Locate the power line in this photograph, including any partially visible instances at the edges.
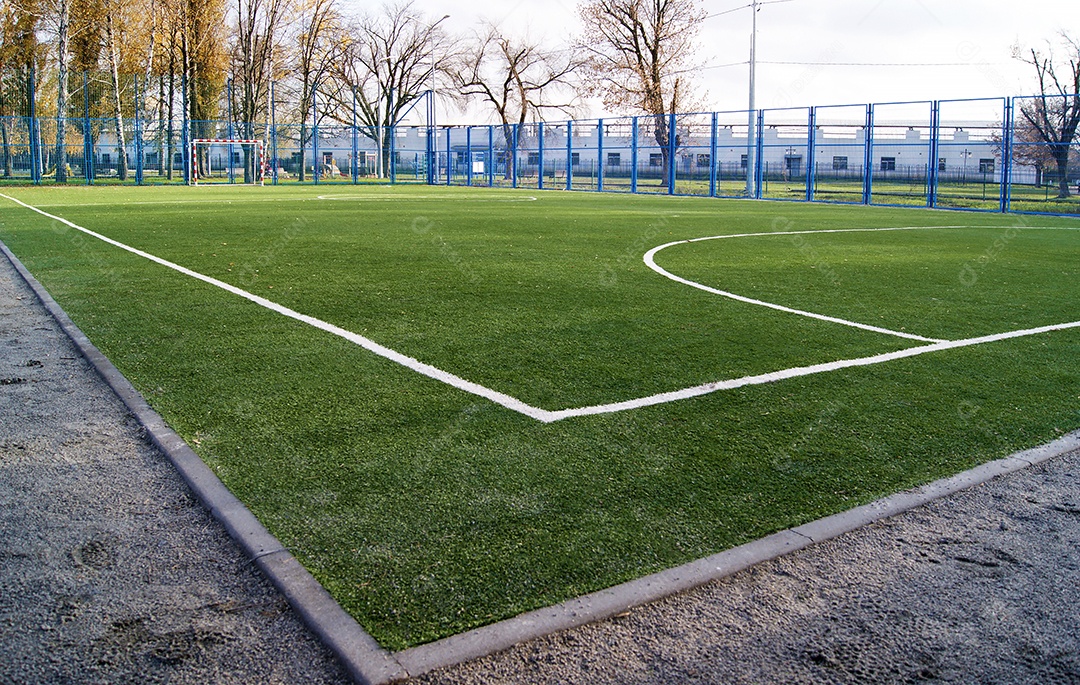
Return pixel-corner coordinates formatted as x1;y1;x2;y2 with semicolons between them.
696;60;751;71
759;60;1004;67
705;0;794;20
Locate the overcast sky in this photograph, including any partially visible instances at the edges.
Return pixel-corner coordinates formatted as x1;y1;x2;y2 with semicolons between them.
400;0;1076;124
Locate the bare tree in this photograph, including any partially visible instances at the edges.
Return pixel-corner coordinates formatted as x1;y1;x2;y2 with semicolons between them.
336;1;452;178
230;0;288;181
1014;33;1080;198
1008;115;1057;187
452;22;581;178
578;0;706;187
290;0;341;181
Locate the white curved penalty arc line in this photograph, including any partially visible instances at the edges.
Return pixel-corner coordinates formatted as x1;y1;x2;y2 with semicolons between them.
645;226;964;344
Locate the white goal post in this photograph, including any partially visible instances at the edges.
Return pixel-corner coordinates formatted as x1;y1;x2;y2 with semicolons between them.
189;138;266;186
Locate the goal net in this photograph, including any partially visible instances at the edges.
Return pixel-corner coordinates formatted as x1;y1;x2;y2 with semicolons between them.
190;139;266;186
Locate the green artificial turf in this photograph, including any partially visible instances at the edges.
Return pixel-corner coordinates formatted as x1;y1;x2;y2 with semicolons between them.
1;184;1079;650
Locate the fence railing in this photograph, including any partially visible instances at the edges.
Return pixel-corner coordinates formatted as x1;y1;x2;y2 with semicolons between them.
1;83;1078;216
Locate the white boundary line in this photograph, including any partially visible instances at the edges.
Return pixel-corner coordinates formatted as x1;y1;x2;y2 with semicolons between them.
316;194;539;202
4;191;1078;424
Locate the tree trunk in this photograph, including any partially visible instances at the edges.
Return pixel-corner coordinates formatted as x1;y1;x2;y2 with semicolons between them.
500;123;516;180
105;4;128;181
299;121;307;182
55;0;71;183
1053;146;1072;198
1;87;11;177
652;114;672;189
1;119;10;177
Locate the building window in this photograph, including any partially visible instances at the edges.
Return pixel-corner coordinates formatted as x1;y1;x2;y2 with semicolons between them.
880;157;896;172
607;152;621;167
649;153;664;167
832;156;848;170
978;158;995;174
697;153;711;168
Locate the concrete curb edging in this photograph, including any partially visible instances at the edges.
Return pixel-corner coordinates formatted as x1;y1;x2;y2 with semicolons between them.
7;236;1080;684
0;241;408;685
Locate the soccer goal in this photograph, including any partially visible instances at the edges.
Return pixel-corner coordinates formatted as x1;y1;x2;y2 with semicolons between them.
190;139;266;186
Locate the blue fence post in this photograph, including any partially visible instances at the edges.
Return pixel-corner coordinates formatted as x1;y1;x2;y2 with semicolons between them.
597;119;604;192
351;86;359;184
311;86;319;186
631;117;638;193
667;112;677;194
134;75;144;185
83;72;93;185
927;100;940;208
566;120;573;190
487;126;494;186
466;126;473;186
270;81;278;185
445;127;451;185
181;72;190;184
28;67;40;184
709;112;719;197
1000;98;1013;213
754;109;765;199
805;107;816;202
862;104;874;204
226;79;235;184
427;92;436;184
538;122;545;190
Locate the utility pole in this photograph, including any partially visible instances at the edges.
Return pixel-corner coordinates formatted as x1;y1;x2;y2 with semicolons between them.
430;14;450;184
745;0;758;198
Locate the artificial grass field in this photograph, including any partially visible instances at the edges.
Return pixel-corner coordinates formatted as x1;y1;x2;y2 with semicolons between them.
2;184;1079;649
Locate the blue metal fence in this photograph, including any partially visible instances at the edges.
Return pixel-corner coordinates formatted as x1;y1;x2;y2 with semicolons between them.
2;85;1078;216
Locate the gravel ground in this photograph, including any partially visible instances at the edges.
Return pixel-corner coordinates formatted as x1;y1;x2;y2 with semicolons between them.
4;242;1080;685
0;251;350;684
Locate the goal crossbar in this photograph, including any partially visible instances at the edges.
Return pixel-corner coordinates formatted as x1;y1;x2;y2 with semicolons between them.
190;138;266;186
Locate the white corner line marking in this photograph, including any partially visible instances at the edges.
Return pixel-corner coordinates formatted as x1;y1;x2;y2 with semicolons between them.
541;320;1080;421
4;193;1077;424
0;192;557;423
